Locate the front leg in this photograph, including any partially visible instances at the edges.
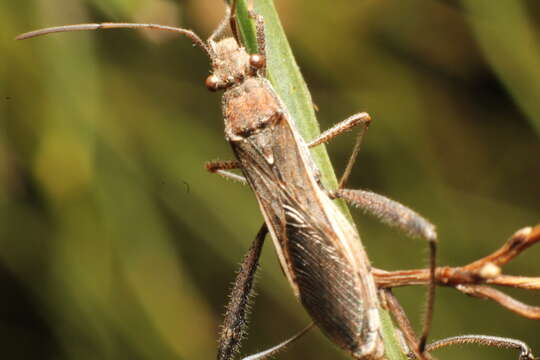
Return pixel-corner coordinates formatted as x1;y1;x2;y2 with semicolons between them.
206;160;247;185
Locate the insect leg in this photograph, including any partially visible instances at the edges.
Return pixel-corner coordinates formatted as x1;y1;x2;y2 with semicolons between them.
218;224;268;360
209;2;233;42
332;189;436;241
307;112;371;148
227;0;246;46
426;335;538;360
239;323;314;360
307;112;371;188
332;188;438;355
206;160;248;185
389;291;539;360
381;289;432;360
242;323;315;360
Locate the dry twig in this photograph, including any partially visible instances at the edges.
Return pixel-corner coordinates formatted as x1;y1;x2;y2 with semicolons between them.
375;223;540;319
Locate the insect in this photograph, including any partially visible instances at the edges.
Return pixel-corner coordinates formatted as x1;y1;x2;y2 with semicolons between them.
17;2;537;360
16;4;437;357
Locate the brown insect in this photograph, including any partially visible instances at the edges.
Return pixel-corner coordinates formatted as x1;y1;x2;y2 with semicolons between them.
17;2;538;360
16;5;436;358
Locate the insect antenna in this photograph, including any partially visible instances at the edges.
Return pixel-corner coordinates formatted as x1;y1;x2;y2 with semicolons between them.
16;22;215;61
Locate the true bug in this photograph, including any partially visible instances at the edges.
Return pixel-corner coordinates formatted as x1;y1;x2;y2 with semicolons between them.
17;2;537;360
17;3;437;357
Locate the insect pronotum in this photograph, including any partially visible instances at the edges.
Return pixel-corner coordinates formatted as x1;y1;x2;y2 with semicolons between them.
17;1;538;360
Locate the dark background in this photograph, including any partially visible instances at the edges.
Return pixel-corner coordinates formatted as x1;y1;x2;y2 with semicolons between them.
2;0;540;359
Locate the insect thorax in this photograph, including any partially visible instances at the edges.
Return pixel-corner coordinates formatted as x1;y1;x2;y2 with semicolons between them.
223;78;282;140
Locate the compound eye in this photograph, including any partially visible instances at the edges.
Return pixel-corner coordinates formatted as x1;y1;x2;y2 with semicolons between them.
249;54;266;70
205;74;220;91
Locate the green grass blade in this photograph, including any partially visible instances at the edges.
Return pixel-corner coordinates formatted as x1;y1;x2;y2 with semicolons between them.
232;1;409;359
463;0;540;137
234;0;340;194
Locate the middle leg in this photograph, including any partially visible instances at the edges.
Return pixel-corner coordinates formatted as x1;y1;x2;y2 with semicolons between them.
307;112;371;188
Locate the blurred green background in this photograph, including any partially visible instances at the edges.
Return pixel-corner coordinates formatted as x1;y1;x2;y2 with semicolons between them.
2;0;540;359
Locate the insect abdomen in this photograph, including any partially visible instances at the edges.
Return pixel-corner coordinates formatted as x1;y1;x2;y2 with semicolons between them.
284;205;375;356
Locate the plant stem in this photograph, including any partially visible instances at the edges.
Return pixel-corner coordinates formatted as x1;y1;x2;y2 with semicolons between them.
233;1;408;359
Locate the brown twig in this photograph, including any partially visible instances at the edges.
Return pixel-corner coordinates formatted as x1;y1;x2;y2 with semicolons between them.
464;225;540;270
374;269;540;291
456;285;540;320
374;224;540;320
